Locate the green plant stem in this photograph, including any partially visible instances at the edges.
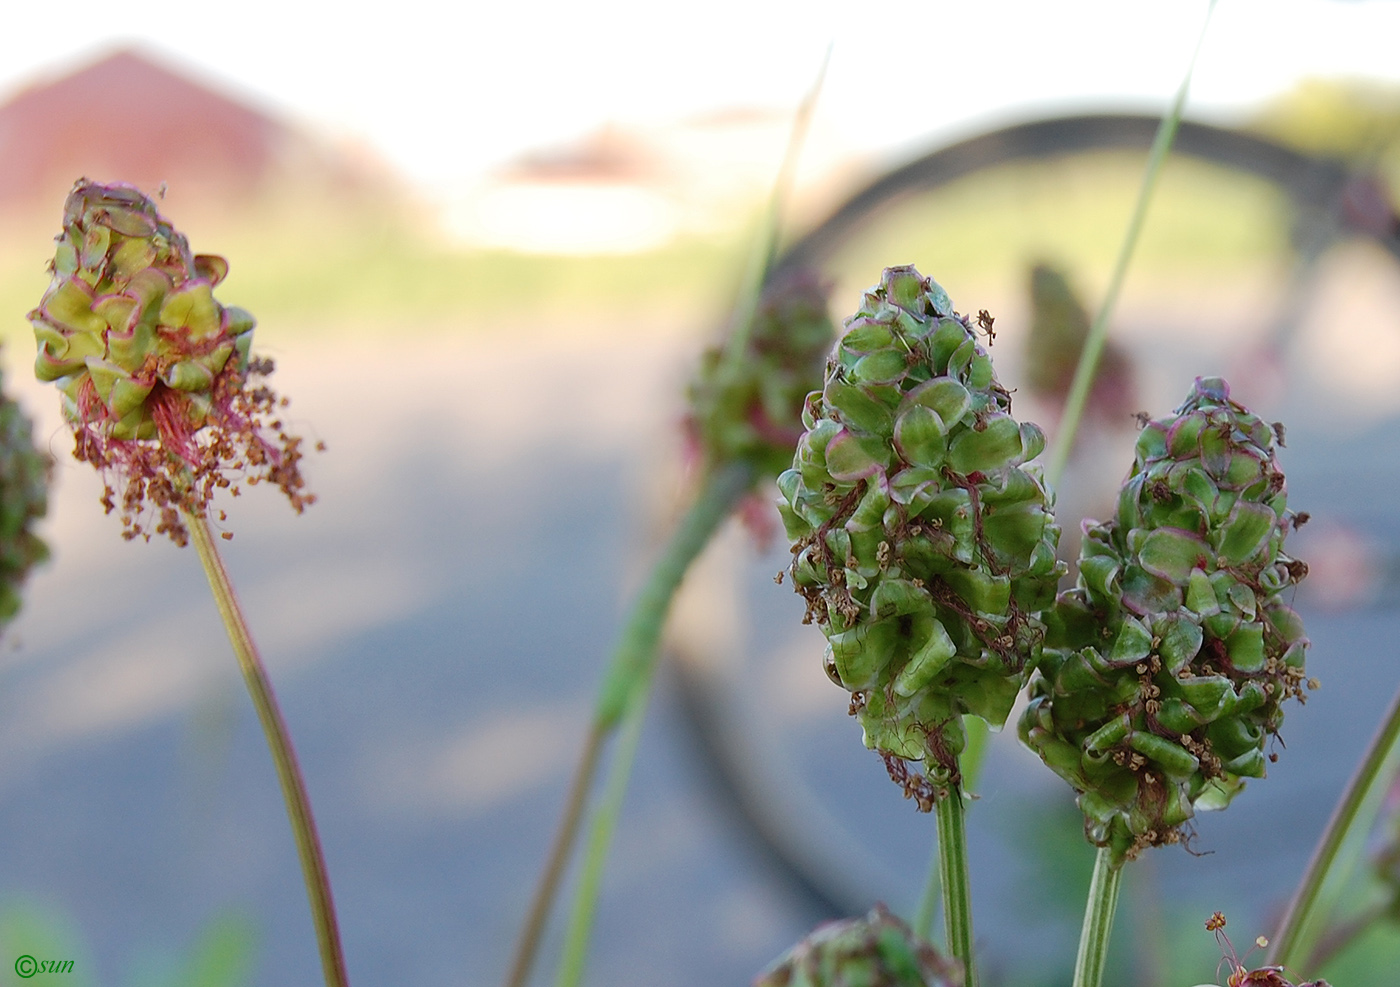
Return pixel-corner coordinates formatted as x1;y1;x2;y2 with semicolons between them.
935;786;977;987
187;512;349;987
913;717;987;942
552;461;757;987
504;58;819;971
510;51;820;987
715;45;830;384
502;722;606;987
1304;900;1390;972
555;676;653;987
1269;680;1400;973
594;461;757;727
1046;0;1215;487
1072;847;1123;987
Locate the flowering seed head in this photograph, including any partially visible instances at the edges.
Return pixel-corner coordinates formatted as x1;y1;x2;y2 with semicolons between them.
752;904;960;987
780;265;1063;798
1019;378;1310;863
686;267;836;481
28;180;316;545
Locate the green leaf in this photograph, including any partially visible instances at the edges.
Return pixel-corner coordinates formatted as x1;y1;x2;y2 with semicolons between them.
1175;675;1235;723
948;414;1022;474
1079;555;1120;607
884;266;930;312
1221;449;1265;489
829;618;899;690
924;277;954;317
1156;698;1202;734
946;338;976;380
943;567;1010;616
967;353;994;390
825;430;885;481
1138;527;1209;583
1226;623;1265;673
870;578;933;621
1127;731;1199;780
920;489;975;564
1167;411;1207;458
795;419;841;469
1120;564;1183;616
825;380;894;435
983;501;1048;563
893;614;957;696
841;316;894;352
887;466;941;506
899;376;971;427
159;282;221;341
41;277;108;337
854;348;908;384
1019;422;1046;462
893;405;948;469
1207;716;1263;760
1108;615;1153;664
1084;714;1131;753
1217;501;1276;565
930;318;969;371
1225;580;1256;617
1266;603;1306;645
1152;609;1203;672
1184;568;1218;617
1135;421;1168;462
953;665;1022;725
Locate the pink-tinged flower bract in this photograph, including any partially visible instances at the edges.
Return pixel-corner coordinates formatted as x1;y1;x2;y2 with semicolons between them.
29;180;316;545
1020;378;1311;863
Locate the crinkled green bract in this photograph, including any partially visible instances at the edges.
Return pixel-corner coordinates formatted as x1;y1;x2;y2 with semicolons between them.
753;904;960;987
29;180;254;443
27;180;315;546
687;268;835;480
780;265;1063;796
1019;377;1310;863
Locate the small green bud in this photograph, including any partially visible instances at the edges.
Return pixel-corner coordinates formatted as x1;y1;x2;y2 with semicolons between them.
1019;377;1310;863
782;266;1063;800
753;904;960;987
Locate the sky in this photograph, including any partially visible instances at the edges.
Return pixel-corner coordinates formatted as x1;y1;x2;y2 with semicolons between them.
4;1;1400;192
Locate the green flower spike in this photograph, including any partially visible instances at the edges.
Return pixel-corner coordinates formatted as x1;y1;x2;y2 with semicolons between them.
28;180;316;545
1020;377;1312;864
779;265;1063;799
0;375;51;623
753;904;961;987
686;267;836;480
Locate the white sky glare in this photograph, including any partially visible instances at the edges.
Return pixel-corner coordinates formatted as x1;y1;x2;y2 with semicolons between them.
3;1;1399;190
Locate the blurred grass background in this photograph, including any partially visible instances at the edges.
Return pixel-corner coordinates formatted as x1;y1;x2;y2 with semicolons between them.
0;154;1296;348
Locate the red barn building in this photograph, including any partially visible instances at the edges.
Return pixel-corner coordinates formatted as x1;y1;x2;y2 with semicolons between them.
0;47;381;217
